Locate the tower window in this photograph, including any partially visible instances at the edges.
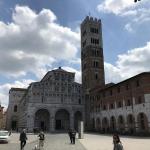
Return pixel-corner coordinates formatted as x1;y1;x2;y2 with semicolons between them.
82;30;86;36
93;61;99;68
14;105;17;112
90;28;98;34
82;40;86;47
95;73;98;80
83;63;86;70
91;38;99;45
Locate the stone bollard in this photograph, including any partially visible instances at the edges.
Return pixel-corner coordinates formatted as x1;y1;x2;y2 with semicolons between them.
78;121;84;139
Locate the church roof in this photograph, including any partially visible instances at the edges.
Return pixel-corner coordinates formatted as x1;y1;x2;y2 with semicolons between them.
41;67;75;82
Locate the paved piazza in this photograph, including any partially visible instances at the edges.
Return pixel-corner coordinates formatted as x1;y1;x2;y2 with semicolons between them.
0;133;150;150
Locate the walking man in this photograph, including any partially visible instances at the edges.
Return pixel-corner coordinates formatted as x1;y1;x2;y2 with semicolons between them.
71;129;76;144
38;131;45;149
20;129;27;150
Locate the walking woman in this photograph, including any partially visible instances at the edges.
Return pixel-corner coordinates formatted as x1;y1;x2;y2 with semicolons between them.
113;134;123;150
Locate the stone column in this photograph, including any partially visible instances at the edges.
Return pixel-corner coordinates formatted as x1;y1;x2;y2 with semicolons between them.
135;115;139;133
50;113;55;132
26;114;34;132
78;121;84;139
124;116;128;132
70;111;74;129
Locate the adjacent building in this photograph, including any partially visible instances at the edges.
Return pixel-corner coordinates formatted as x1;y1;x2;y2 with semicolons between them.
81;16;150;134
0;105;6;129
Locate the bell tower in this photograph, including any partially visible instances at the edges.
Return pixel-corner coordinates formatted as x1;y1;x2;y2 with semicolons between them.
81;16;105;93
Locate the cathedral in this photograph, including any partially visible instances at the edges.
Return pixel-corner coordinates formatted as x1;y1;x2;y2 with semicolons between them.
6;16;150;134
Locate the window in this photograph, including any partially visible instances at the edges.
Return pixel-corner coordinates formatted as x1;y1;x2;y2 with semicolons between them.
117;87;120;93
126;84;129;90
82;30;86;36
79;99;81;104
103;92;105;97
91;38;99;45
14;105;17;112
137;96;142;104
93;61;99;68
110;103;114;109
117;101;122;108
82;40;86;47
83;63;86;70
103;105;106;110
95;73;98;80
136;80;140;87
90;27;98;34
110;90;113;96
127;99;132;106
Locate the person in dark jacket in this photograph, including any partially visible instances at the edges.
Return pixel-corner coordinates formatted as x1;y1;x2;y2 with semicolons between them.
68;129;76;144
38;131;45;148
113;134;123;150
71;129;76;144
20;129;27;150
68;129;73;144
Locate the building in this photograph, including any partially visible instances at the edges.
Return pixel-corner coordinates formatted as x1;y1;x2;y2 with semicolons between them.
6;88;27;130
0;105;6;129
81;16;150;134
7;67;84;132
7;16;150;134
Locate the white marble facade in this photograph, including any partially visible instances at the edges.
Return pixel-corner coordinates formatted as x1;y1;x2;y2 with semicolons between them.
7;67;84;132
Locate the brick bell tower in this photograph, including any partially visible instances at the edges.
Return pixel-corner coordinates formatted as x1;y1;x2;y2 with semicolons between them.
81;16;105;130
81;16;105;93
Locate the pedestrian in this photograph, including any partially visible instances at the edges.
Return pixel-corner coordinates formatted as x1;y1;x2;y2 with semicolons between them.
38;131;45;149
68;129;73;144
113;134;123;150
71;129;76;144
20;129;27;150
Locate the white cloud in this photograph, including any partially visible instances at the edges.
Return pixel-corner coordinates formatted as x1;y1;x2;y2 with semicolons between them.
0;79;35;108
97;0;150;32
97;0;135;15
104;41;150;83
124;23;133;32
0;5;80;78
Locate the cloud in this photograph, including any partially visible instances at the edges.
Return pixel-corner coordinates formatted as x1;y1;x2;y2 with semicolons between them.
97;0;150;32
0;5;80;78
124;23;133;32
0;79;35;108
104;41;150;83
97;0;135;15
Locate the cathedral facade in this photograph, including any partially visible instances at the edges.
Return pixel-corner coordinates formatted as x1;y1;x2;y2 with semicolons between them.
7;67;84;132
7;16;150;134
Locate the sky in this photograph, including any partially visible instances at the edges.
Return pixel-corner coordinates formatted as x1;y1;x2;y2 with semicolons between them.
0;0;150;108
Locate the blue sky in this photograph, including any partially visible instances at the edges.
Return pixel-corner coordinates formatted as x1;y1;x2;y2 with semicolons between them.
0;0;150;107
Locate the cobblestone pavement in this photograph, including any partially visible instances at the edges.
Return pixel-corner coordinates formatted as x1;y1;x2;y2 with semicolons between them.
0;133;86;150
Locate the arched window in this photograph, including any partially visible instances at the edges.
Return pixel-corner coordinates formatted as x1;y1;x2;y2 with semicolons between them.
14;105;17;112
79;99;81;104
